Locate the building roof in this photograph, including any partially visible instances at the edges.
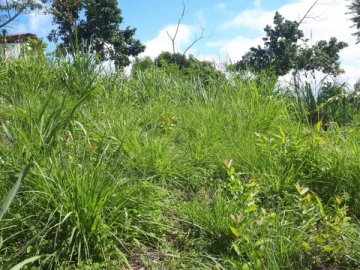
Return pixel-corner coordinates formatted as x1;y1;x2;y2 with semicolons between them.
0;33;38;44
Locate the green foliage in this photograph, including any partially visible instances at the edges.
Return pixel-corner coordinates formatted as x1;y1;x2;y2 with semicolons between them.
132;56;155;75
25;38;48;57
236;12;348;77
237;12;304;76
253;127;360;216
184;162;360;269
48;0;145;68
0;165;30;220
1;55;360;269
291;82;354;126
355;79;360;91
133;52;225;85
182;191;239;253
296;37;348;76
47;0;83;51
317;83;353;124
0;55;166;269
348;0;360;43
0;0;47;29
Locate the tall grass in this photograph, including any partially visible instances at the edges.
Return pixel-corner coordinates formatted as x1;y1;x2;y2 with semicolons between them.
1;55;360;269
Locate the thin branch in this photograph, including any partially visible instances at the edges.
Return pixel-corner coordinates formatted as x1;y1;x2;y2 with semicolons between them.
166;0;186;54
167;0;211;56
0;5;26;29
298;0;320;25
6;0;12;19
183;27;212;56
0;0;38;29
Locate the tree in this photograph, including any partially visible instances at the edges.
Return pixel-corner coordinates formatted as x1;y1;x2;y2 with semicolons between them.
348;79;360;111
48;0;82;53
132;56;154;75
355;80;360;91
348;0;360;43
237;12;304;76
132;52;224;84
235;12;348;78
48;0;144;68
0;0;46;29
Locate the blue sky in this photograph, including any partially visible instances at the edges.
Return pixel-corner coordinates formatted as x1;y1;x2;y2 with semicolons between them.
8;0;360;86
120;0;292;41
120;0;294;58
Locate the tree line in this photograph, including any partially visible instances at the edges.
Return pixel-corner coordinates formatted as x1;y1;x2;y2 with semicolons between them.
0;0;359;85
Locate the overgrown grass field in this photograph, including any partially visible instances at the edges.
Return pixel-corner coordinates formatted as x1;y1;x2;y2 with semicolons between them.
1;54;360;269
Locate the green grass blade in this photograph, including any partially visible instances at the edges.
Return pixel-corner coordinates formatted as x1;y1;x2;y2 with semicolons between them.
9;256;41;270
0;164;31;220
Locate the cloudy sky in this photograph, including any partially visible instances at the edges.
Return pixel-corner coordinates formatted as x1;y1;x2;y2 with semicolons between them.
9;0;360;86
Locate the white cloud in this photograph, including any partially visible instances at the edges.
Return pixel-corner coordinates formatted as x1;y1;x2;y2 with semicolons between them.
221;0;341;31
207;36;263;63
142;24;195;58
196;53;227;71
12;12;53;38
339;64;360;88
221;8;271;31
28;13;53;36
215;0;359;84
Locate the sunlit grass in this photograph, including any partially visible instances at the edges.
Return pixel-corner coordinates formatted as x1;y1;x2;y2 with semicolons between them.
1;55;360;269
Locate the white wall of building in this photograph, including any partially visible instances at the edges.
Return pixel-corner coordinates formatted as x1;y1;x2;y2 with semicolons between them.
0;43;22;60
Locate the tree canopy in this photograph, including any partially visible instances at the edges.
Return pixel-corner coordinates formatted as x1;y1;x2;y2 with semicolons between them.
348;0;360;43
48;0;145;68
355;80;360;91
132;52;225;84
0;0;46;29
235;12;348;77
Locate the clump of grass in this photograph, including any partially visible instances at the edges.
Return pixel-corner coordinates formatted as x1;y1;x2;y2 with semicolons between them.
181;162;360;269
1;54;360;269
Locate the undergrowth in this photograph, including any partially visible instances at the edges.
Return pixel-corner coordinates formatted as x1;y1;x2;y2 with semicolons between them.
1;54;360;269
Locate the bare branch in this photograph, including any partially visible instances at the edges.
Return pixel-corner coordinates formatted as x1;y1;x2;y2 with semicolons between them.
0;4;26;29
299;0;319;25
298;0;320;25
167;0;186;54
0;0;45;29
168;0;211;56
183;27;212;56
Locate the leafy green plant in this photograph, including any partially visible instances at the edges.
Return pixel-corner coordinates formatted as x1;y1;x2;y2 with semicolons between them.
223;161;360;269
1;52;360;270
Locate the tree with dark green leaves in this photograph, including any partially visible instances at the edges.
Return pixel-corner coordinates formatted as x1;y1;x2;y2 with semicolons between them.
235;11;349;127
48;0;82;53
0;0;47;29
132;52;225;85
235;12;348;77
355;80;360;91
132;56;154;75
348;0;360;43
48;0;144;69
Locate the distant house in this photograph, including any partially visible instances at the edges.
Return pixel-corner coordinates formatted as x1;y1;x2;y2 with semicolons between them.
0;33;38;60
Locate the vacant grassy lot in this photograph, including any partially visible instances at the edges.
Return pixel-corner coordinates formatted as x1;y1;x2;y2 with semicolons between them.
1;54;360;269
